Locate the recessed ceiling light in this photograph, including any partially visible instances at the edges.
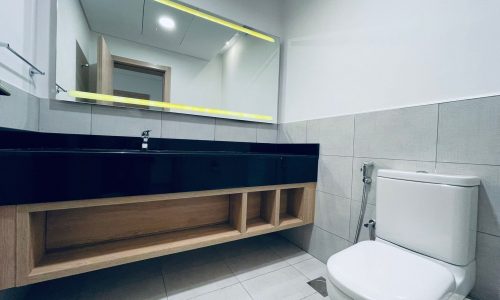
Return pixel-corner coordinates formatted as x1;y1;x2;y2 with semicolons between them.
158;16;176;30
154;0;275;43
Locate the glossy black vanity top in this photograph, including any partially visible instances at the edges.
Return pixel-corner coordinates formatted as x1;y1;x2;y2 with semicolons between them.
0;128;319;205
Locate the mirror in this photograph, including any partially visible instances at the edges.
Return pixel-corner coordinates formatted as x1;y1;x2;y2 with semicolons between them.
56;0;280;123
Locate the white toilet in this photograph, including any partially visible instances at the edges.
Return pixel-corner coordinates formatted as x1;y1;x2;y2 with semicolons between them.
326;170;480;300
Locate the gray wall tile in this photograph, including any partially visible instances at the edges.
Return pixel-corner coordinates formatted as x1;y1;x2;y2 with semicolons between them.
314;191;351;239
0;82;39;131
280;225;311;251
39;99;91;134
306;119;321;143
301;225;351;263
91;106;162;137
214;119;257;142
354;105;438;161
436;163;500;237
278;121;307;143
316;116;355;156
256;123;278;143
349;200;376;243
317;155;353;198
161;113;215;141
470;233;500;300
437;96;500;165
351;158;436;204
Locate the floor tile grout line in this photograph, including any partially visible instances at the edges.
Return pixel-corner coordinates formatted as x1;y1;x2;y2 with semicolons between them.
239;264;292;284
219;245;286;283
291;260;320;281
239;282;256;300
159;260;169;299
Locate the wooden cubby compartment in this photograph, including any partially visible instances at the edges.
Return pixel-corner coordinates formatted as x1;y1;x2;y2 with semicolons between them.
279;188;309;226
15;183;316;286
246;191;279;232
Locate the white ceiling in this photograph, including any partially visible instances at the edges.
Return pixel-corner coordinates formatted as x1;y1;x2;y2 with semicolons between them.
80;0;237;60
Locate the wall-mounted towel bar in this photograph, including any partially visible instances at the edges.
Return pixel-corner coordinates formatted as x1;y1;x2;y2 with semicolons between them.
0;42;45;77
55;83;67;94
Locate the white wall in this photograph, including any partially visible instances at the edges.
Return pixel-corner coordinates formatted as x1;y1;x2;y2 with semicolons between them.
280;0;500;123
0;0;54;99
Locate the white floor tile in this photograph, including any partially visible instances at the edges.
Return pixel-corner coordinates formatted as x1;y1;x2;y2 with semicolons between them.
214;237;266;258
162;246;223;270
242;266;316;300
292;258;327;280
224;247;289;282
190;283;252;300
302;293;328;300
78;260;167;300
163;261;238;300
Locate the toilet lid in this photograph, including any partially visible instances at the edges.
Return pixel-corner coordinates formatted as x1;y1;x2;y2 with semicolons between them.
327;241;456;300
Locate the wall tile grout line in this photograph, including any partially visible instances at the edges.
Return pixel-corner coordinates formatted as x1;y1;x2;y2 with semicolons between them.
89;104;93;135
316;190;351;201
434;104;441;172
476;231;500;239
36;98;41;132
352;156;437;163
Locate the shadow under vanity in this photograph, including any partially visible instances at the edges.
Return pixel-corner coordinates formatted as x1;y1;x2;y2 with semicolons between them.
0;128;318;290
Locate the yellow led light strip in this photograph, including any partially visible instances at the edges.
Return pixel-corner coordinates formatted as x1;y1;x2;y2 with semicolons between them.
154;0;275;43
69;91;273;121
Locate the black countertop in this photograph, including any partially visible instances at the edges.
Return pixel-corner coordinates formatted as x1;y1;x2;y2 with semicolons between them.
0;128;319;205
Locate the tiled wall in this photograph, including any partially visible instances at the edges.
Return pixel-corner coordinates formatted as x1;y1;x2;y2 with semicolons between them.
1;81;498;299
279;97;500;300
0;82;277;143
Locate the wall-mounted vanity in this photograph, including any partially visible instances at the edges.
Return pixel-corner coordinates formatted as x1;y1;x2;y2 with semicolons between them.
0;129;318;289
56;0;280;123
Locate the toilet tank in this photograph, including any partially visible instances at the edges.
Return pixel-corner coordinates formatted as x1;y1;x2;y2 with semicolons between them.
376;170;479;266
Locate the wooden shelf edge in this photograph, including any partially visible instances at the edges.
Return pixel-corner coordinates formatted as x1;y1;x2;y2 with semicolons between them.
20;182;317;213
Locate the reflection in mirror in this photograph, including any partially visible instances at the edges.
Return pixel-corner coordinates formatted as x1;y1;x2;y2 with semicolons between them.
56;0;280;123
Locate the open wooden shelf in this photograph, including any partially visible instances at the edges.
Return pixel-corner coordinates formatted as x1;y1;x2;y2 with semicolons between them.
32;224;239;280
15;183;316;286
246;190;279;232
279;188;308;226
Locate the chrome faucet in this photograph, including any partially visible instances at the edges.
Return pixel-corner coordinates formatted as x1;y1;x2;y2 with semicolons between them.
141;130;151;150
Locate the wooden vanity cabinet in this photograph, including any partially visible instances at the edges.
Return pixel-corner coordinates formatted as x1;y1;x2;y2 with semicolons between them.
2;182;315;288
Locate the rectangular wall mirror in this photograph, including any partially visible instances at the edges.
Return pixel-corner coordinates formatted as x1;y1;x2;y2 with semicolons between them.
56;0;280;123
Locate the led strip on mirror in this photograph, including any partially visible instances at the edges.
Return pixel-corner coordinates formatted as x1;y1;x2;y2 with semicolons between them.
68;91;273;121
154;0;275;43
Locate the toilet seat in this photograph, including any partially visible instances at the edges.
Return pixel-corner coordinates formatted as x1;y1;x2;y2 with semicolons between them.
326;241;456;300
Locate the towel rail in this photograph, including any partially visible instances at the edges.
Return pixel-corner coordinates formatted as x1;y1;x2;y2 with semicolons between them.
0;42;45;76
